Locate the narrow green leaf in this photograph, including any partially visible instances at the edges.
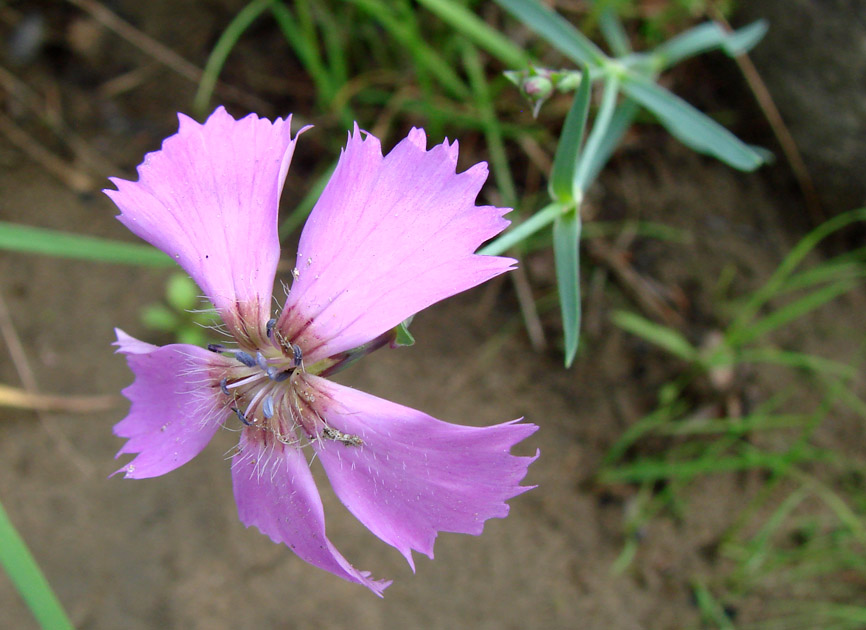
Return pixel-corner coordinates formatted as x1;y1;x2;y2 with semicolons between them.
478;202;562;256
553;210;582;367
493;0;607;68
598;6;631;57
721;20;769;57
621;75;767;171
549;71;591;202
580;97;639;185
612;310;698;362
0;499;75;630
193;0;273;117
416;0;530;68
0;221;173;266
654;20;768;69
573;75;621;192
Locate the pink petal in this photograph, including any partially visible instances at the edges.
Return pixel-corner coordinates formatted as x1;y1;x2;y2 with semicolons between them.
113;327;157;354
113;331;224;479
307;375;538;570
231;431;391;596
277;127;515;362
105;107;303;334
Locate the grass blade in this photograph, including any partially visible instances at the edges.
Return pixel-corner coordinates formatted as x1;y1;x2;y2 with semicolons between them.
612;310;698;362
193;0;273;116
0;499;74;630
599;447;831;483
463;43;517;206
279;162;335;240
728;280;857;347
270;2;336;107
493;0;607;67
729;208;866;334
347;0;469;99
0;221;173;266
416;0;530;68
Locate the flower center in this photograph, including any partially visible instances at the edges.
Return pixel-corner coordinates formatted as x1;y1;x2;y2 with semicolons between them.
209;318;362;448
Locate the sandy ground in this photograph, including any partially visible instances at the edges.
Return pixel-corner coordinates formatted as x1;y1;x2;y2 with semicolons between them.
1;2;864;629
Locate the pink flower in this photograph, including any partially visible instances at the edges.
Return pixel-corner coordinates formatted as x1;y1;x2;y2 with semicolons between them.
106;107;538;595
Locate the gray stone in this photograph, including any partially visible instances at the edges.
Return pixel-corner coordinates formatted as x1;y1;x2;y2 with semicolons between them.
738;0;866;213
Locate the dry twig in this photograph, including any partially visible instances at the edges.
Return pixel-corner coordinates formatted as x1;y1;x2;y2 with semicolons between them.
0;384;119;413
0;289;95;477
65;0;269;114
0;111;96;193
586;238;685;328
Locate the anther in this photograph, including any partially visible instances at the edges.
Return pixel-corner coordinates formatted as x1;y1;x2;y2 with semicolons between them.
219;377;230;396
207;343;225;353
256;351;269;370
234;350;256;367
292;343;303;367
231;406;252;426
266;366;292;382
266;318;277;339
262;396;274;419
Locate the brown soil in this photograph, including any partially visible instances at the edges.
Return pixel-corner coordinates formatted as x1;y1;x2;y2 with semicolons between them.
1;2;864;629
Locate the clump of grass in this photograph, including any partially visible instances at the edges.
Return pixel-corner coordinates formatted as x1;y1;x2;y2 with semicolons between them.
603;209;866;626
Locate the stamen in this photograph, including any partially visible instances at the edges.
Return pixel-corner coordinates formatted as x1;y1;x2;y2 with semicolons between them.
207;343;225;353
262;396;275;419
231;406;252;426
227;372;266;389
266;366;292;382
234;350;256;367
266;318;277;339
219;377;230;396
292;343;303;367
256;351;269;370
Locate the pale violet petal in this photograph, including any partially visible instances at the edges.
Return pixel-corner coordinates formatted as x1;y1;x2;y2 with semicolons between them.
113;331;225;479
113;327;158;355
105;107;304;335
277;127;515;362
308;375;538;570
231;431;391;596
